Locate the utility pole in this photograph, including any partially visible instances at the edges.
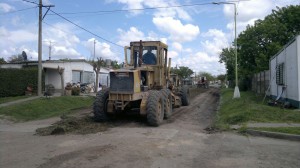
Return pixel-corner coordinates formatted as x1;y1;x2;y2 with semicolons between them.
48;41;53;60
212;1;241;98
233;3;240;98
38;0;42;96
37;0;54;96
93;39;96;61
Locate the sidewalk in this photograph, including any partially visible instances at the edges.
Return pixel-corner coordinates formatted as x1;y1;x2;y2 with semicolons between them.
0;96;41;108
231;122;300;141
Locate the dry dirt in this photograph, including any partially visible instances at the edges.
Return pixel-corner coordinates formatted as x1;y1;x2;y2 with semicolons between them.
1;86;300;168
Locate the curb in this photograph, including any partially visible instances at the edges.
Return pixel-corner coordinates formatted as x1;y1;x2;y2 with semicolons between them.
246;129;300;142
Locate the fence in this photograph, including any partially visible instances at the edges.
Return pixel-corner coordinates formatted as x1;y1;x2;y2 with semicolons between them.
252;70;270;95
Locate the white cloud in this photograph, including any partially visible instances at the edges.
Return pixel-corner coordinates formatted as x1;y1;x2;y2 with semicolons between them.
117;27;145;46
84;38;120;62
0;3;15;13
224;0;272;22
201;29;228;56
51;46;82;59
0;26;37;44
117;27;167;46
42;22;84;59
173;52;225;75
113;0;191;20
168;50;178;58
172;42;182;51
153;17;200;42
223;0;298;34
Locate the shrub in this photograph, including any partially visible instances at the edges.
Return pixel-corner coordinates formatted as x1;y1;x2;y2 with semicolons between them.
71;87;80;96
0;67;44;97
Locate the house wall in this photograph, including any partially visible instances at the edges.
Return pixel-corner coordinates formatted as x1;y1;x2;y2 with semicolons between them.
45;69;61;89
43;61;95;90
43;61;111;91
98;72;110;87
270;35;300;108
0;64;23;69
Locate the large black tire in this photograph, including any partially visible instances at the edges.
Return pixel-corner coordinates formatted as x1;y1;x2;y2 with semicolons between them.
161;89;172;119
146;90;164;126
93;89;110;122
180;86;190;106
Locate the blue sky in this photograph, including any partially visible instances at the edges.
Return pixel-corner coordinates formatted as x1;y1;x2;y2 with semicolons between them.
0;0;299;75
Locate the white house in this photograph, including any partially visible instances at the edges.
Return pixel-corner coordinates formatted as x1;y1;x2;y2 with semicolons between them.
0;59;111;93
43;59;110;91
269;35;300;108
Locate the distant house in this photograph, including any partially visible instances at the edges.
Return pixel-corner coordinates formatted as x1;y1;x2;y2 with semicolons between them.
269;35;300;108
0;59;111;93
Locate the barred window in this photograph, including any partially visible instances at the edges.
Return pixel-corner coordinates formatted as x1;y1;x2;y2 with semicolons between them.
276;63;284;85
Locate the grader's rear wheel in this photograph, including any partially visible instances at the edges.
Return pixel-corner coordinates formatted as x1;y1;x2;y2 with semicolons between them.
146;90;164;126
161;89;172;119
180;86;190;106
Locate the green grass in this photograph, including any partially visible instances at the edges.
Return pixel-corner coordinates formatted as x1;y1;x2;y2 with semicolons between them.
0;96;94;121
253;127;300;135
0;96;30;104
215;88;300;130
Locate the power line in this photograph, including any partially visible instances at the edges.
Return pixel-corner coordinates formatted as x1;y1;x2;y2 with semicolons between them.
49;9;123;48
0;6;37;15
43;21;123;57
48;1;241;16
22;0;38;5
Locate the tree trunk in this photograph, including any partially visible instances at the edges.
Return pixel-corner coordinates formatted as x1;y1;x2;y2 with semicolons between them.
95;68;100;93
58;66;65;96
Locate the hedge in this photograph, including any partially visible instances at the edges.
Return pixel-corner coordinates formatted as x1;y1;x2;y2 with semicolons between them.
0;67;44;97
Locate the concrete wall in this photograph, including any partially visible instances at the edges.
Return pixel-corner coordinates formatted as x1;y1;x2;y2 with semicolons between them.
43;61;94;90
43;61;111;90
269;35;300;108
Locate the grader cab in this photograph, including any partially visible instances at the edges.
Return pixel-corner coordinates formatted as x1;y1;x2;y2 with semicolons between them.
93;41;189;126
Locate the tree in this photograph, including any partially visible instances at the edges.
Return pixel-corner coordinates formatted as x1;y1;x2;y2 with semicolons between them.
111;60;122;69
171;66;194;79
220;5;300;90
93;57;106;93
0;58;6;64
217;74;226;82
9;54;24;63
219;47;235;82
197;72;215;81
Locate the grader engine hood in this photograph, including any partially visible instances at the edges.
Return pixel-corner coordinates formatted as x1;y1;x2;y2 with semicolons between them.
110;70;141;93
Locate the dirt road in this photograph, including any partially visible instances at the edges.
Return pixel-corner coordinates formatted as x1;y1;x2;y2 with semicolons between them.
1;87;300;168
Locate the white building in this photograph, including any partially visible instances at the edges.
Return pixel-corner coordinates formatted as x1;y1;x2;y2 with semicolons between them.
269;35;300;108
43;59;110;91
0;59;111;93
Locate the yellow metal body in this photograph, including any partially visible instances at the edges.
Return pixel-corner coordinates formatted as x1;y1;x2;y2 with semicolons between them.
107;41;182;114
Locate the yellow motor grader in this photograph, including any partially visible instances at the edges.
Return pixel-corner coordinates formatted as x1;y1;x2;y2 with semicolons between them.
93;40;189;126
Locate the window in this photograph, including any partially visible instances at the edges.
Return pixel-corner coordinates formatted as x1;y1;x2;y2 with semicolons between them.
142;46;157;65
276;63;284;85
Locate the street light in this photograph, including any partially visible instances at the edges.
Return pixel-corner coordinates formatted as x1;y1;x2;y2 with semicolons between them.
213;1;240;98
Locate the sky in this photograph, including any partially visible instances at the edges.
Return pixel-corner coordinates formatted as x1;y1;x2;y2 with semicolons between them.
0;0;299;75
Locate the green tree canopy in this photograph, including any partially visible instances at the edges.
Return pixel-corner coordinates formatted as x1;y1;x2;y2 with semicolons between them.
197;72;215;81
171;66;194;79
0;58;6;64
220;5;300;89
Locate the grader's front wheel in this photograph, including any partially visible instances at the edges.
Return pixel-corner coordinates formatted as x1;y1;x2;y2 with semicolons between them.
146;90;164;126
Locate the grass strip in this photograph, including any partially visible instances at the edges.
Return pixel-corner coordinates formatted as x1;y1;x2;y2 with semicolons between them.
252;127;300;135
0;96;94;121
215;88;300;130
0;96;30;104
